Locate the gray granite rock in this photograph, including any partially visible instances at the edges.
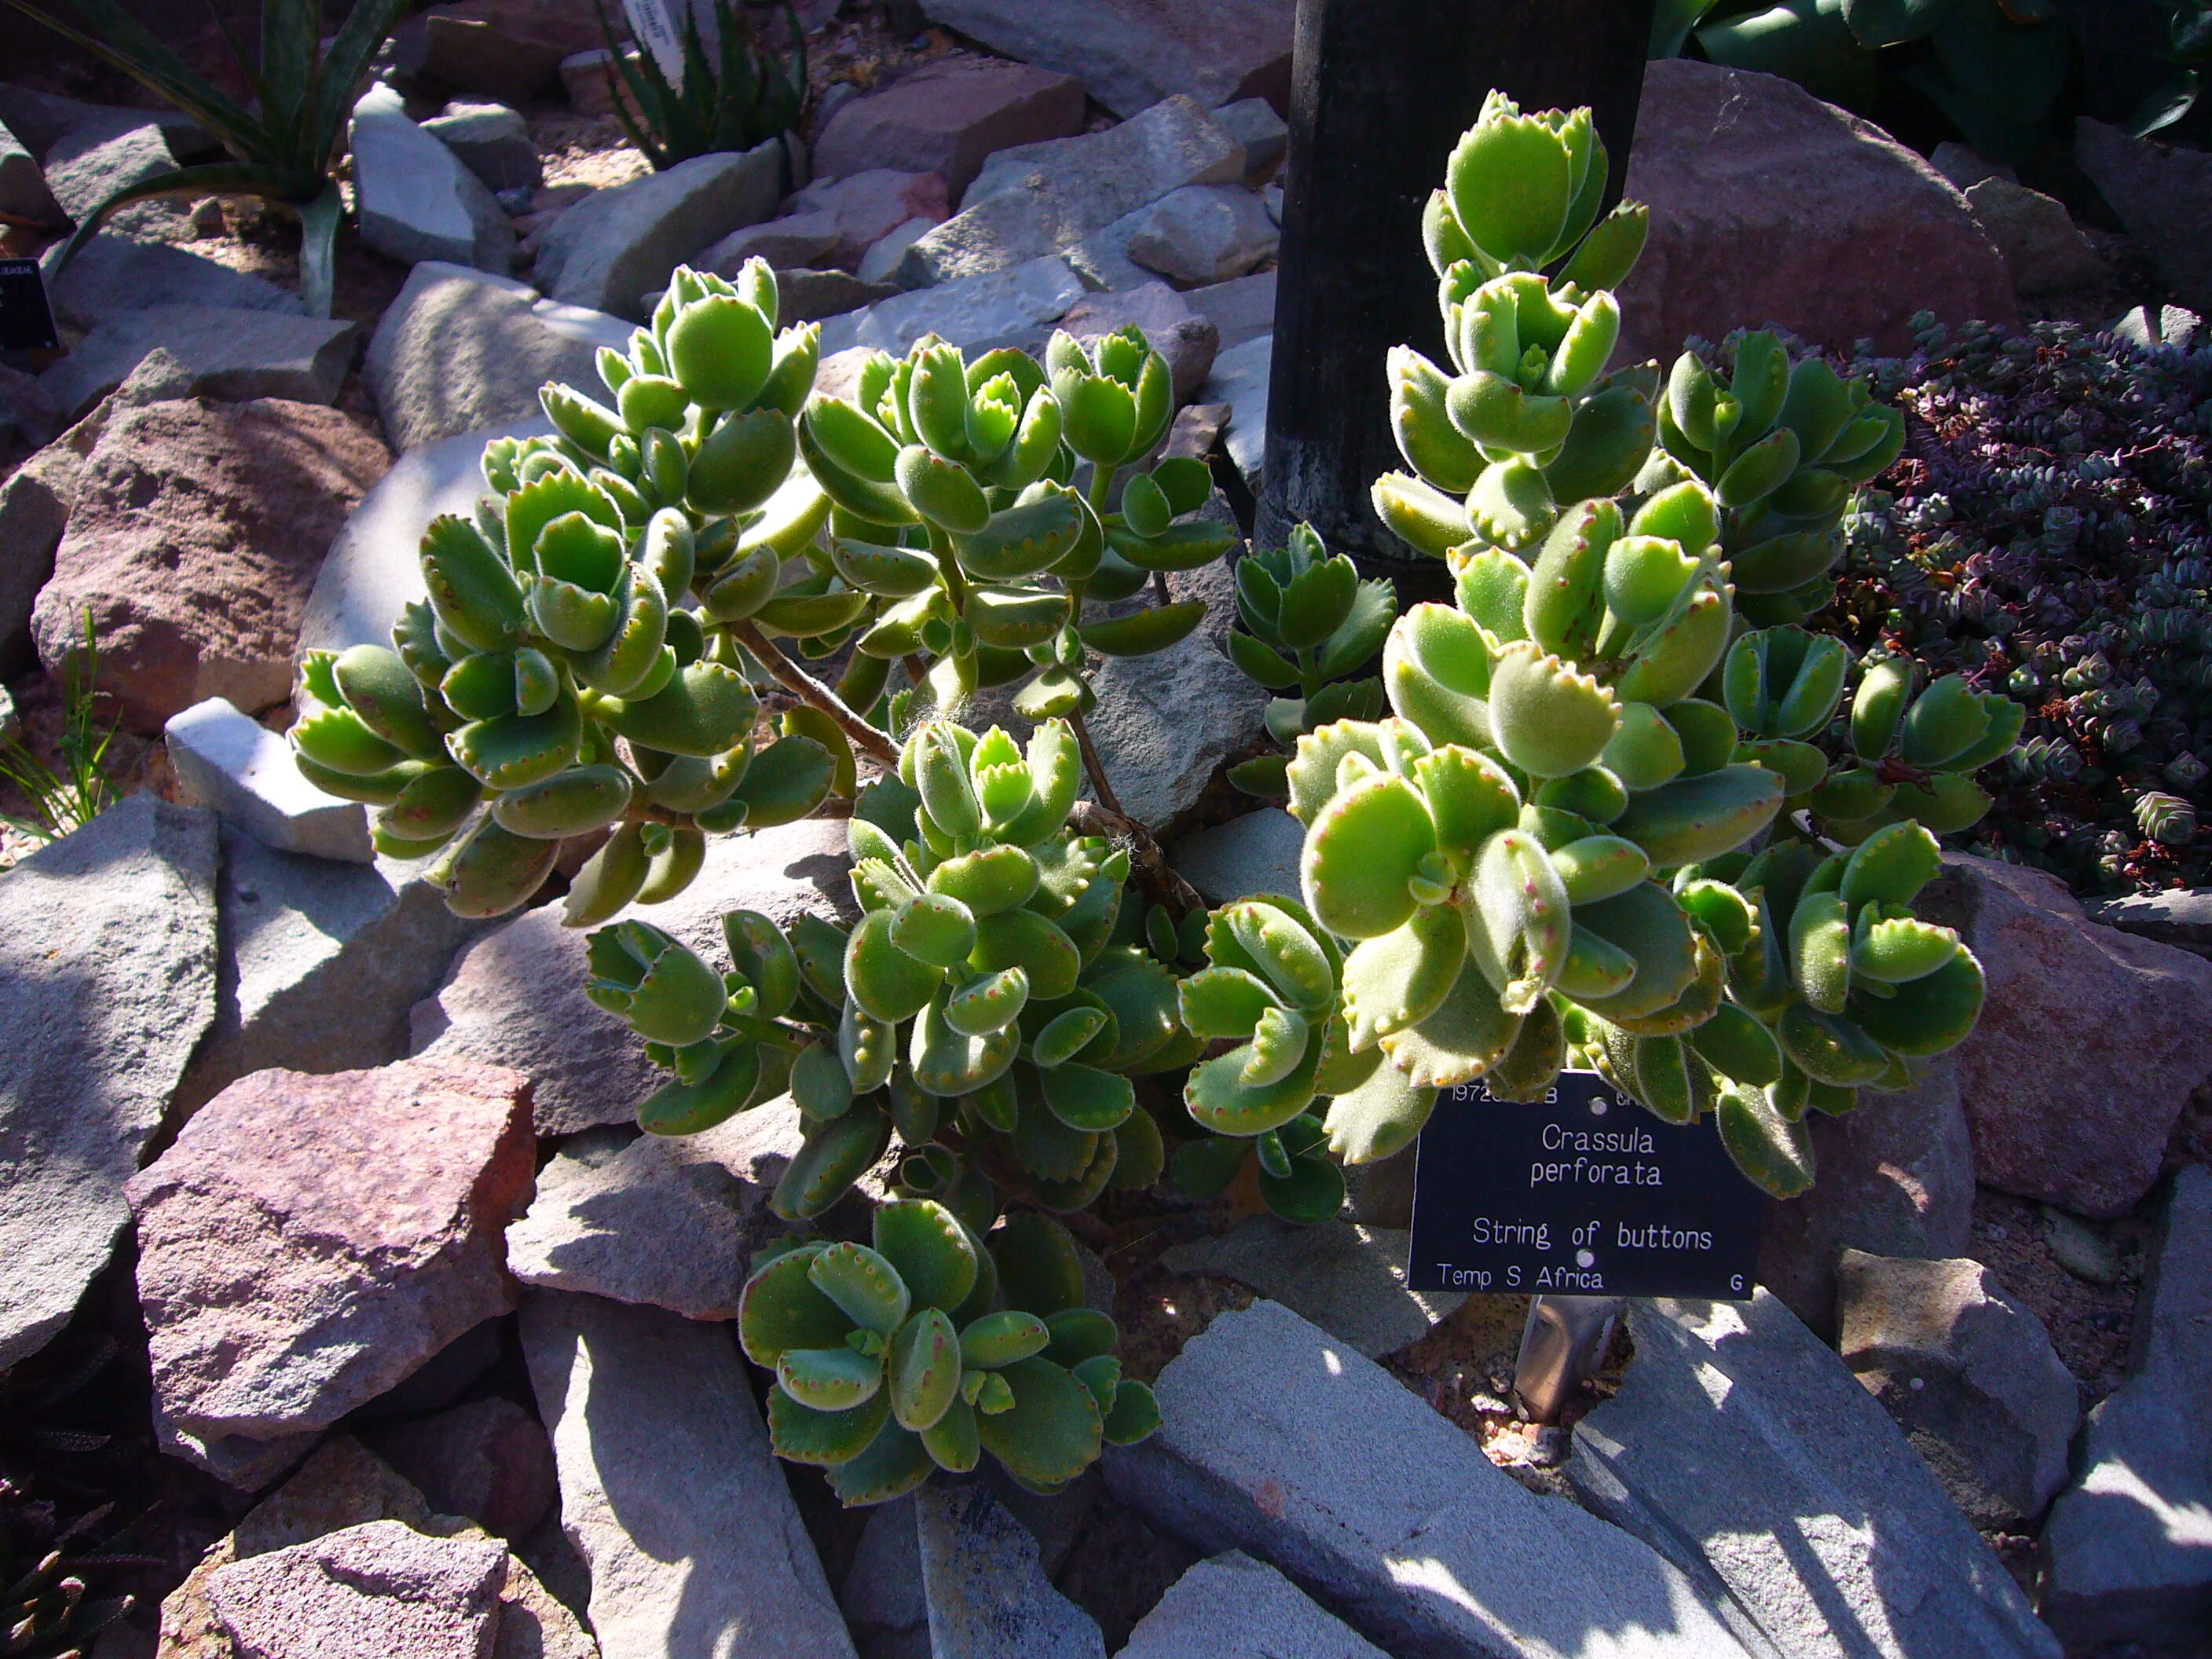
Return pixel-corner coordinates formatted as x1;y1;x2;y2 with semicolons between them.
1076;544;1263;831
1566;1291;2060;1659
1755;1056;1975;1337
0;86;208;160
365;262;631;452
819;255;1086;358
1964;177;2104;295
42;118;187;239
298;416;544;657
1109;1297;1757;1659
351;84;514;273
423;99;543;195
1161;1218;1462;1358
534;141;787;319
1185;269;1275;350
918;0;1293;121
1836;1251;2080;1525
1211;98;1287;185
697;207;844;274
776;266;902;323
2038;1165;2212;1646
0;794;218;1368
205;1519;509;1659
916;1481;1102;1659
1170;808;1301;905
842;1494;928;1653
506;1097;837;1318
899;97;1243;287
165;696;372;863
519;1290;856;1658
855;215;933;284
2086;884;2212;958
1125;184;1277;287
39;305;357;423
38;233;300;332
174;825;489;1117
412;816;859;1133
1199;332;1269;490
1120;1551;1389;1659
812;56;1085;204
2076;118;2212;315
2108;302;2199;352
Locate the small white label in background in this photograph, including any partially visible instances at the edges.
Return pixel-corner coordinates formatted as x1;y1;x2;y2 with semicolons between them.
621;0;722;90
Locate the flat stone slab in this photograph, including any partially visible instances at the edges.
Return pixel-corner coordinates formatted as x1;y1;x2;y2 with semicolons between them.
1199;332;1269;489
505;1097;834;1319
1108;1297;1757;1658
41;233;302;332
0;793;218;1367
40;305;357;424
174;825;489;1117
412;815;857;1133
1566;1291;2060;1659
126;1059;535;1443
916;1481;1103;1658
351;83;514;273
900;97;1243;287
520;1289;856;1658
919;0;1293;120
1119;1551;1390;1659
1170;808;1301;906
204;1519;509;1659
2039;1165;2212;1646
819;255;1086;358
1161;1218;1463;1358
533;141;786;319
166;695;372;863
365;262;630;452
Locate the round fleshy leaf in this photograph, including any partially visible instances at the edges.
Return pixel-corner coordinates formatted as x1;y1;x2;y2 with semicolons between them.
873;1199;980;1313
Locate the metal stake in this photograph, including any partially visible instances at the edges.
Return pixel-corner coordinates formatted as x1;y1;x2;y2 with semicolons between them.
1512;1294;1624;1424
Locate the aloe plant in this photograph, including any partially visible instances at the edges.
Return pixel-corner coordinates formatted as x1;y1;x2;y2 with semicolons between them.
595;0;808;174
0;0;408;318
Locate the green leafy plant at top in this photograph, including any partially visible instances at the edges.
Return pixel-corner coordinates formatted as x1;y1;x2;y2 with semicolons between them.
1657;0;2210;165
595;0;807;174
1238;90;2015;1199
0;0;409;318
0;611;117;859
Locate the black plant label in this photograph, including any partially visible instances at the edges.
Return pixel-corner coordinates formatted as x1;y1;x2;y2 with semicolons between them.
1408;1071;1764;1299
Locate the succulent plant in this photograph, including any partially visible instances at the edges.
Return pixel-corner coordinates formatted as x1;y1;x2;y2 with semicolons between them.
291;260;837;919
1225;525;1394;798
1829;313;2212;893
586;716;1197;1222
1273;94;2011;1196
739;1201;1156;1503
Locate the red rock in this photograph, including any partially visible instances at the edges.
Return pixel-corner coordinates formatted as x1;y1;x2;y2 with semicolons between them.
1621;60;2016;361
813;55;1085;204
1917;854;2212;1218
126;1060;535;1446
29;397;390;734
423;0;603;104
205;1520;507;1659
371;1398;556;1541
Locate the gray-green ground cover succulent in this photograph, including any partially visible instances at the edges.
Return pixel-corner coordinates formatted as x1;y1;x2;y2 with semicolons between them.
287;91;2016;1507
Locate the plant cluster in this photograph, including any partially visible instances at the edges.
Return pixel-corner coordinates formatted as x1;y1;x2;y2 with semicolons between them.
595;0;809;174
1;0;408;317
1654;0;2212;164
291;93;2012;1507
1232;91;2013;1196
1824;313;2212;892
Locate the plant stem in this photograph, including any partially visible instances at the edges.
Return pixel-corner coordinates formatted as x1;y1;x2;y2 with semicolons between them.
731;617;1206;917
730;621;899;767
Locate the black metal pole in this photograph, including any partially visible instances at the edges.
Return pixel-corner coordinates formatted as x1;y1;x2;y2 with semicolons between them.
1255;0;1659;588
